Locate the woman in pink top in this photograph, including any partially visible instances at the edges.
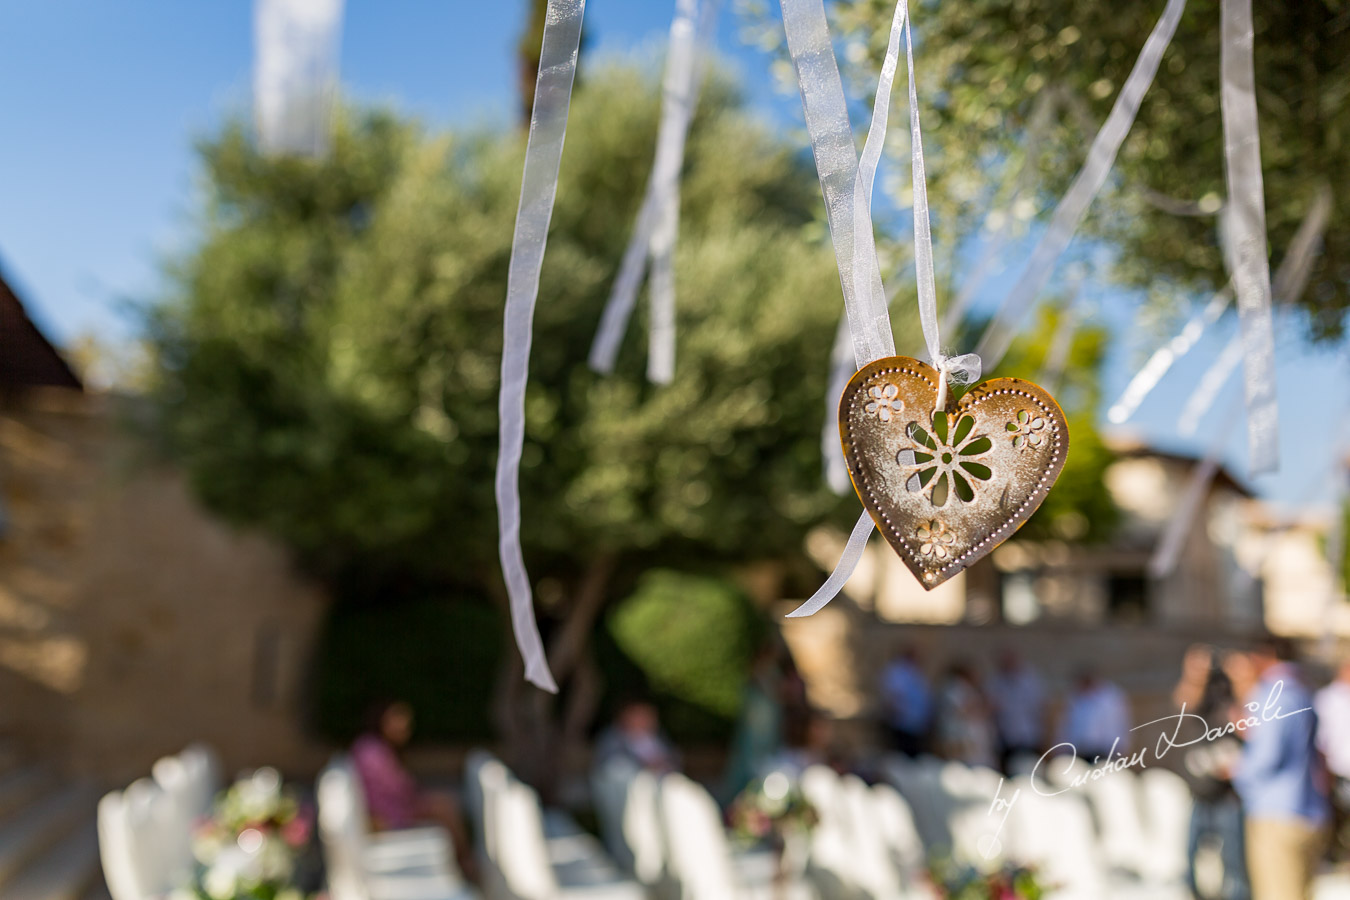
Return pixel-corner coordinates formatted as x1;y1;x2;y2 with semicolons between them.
351;700;475;878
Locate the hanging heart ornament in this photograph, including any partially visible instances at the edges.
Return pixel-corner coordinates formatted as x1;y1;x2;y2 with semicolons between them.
839;357;1069;590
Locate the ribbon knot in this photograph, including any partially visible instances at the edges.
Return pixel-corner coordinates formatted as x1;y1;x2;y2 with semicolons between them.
932;352;982;411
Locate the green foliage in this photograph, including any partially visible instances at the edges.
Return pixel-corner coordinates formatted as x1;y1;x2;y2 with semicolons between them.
313;598;503;742
605;570;767;740
959;302;1120;543
147;65;851;600
761;0;1350;340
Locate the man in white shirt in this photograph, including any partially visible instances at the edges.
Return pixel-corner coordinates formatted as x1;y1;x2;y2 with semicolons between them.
1058;667;1131;763
987;649;1046;772
1316;657;1350;861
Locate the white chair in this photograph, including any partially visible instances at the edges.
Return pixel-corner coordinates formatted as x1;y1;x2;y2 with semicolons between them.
150;744;223;888
1003;775;1106;900
1136;768;1192;887
869;783;925;876
97;777;192;900
1080;769;1151;878
799;765;866;899
621;770;667;890
837;774;904;900
316;757;472;900
486;775;645;900
659;774;742;900
590;757;641;874
882;754;951;855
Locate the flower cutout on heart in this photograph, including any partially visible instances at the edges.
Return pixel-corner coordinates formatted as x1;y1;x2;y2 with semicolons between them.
915;519;956;560
865;382;903;422
896;410;994;508
1006;408;1048;450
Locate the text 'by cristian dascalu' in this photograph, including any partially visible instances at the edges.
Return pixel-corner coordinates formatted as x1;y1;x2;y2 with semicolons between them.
977;679;1311;859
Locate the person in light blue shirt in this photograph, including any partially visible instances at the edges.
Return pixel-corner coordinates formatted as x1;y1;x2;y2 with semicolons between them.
1229;636;1330;900
880;645;932;757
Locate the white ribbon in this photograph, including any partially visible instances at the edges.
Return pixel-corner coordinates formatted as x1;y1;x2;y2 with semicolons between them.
780;0;894;368
787;0;974;616
253;0;344;157
940;89;1061;337
975;0;1186;371
495;0;586;694
822;318;855;494
1107;284;1231;425
1177;187;1331;433
589;0;717;379
1219;0;1278;474
1148;406;1237;579
786;511;876;618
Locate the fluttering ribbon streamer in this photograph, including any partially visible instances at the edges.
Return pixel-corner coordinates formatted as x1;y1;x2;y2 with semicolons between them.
1176;187;1331;434
1107;284;1232;425
823;320;855;494
974;0;1187;371
589;0;719;380
1148;402;1238;579
939;89;1061;337
1218;0;1279;474
496;0;587;693
786;0;977;618
254;0;345;157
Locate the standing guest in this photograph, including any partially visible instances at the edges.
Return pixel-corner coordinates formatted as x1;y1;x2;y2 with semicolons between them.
723;642;786;801
936;661;998;769
986;649;1046;773
1228;637;1330;900
1315;657;1350;862
1057;667;1131;763
593;698;680;774
351;699;476;879
1174;645;1249;900
880;645;933;757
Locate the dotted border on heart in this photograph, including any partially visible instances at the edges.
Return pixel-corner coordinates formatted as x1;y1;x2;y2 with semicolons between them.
845;367;1063;585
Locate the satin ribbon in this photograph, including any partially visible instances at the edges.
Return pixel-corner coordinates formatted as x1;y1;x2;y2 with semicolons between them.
495;0;586;693
254;0;344;157
1219;0;1280;474
940;89;1062;337
589;0;718;379
1107;284;1232;425
975;0;1187;371
787;0;976;616
1177;187;1331;434
780;0;894;368
1148;404;1238;579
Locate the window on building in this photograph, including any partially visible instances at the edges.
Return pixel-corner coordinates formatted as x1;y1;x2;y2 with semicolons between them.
1107;574;1149;623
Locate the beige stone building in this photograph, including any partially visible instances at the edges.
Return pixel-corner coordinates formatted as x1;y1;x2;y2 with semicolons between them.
781;437;1349;741
0;276;328;783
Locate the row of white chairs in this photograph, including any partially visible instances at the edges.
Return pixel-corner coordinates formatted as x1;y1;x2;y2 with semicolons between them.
317;755;478;900
98;743;222;900
588;757;814;900
464;752;645;900
883;754;1194;900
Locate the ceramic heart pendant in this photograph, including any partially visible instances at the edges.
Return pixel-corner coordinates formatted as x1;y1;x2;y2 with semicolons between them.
839;357;1069;590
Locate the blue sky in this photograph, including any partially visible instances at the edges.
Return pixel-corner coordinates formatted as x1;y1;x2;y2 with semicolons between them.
0;1;1343;510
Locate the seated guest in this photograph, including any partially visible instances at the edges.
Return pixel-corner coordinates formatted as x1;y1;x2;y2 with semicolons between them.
351;699;475;878
1057;667;1131;763
593;698;680;774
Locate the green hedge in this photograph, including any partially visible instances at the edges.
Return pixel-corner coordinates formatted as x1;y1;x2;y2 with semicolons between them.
312;597;503;742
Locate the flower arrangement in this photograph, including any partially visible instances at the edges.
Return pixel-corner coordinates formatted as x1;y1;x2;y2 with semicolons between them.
176;768;315;900
927;857;1050;900
728;771;819;845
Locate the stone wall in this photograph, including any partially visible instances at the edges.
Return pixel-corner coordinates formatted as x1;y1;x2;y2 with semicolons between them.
0;389;329;783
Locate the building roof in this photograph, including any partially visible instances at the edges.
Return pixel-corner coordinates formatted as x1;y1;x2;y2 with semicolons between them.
0;267;82;391
1106;435;1254;498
